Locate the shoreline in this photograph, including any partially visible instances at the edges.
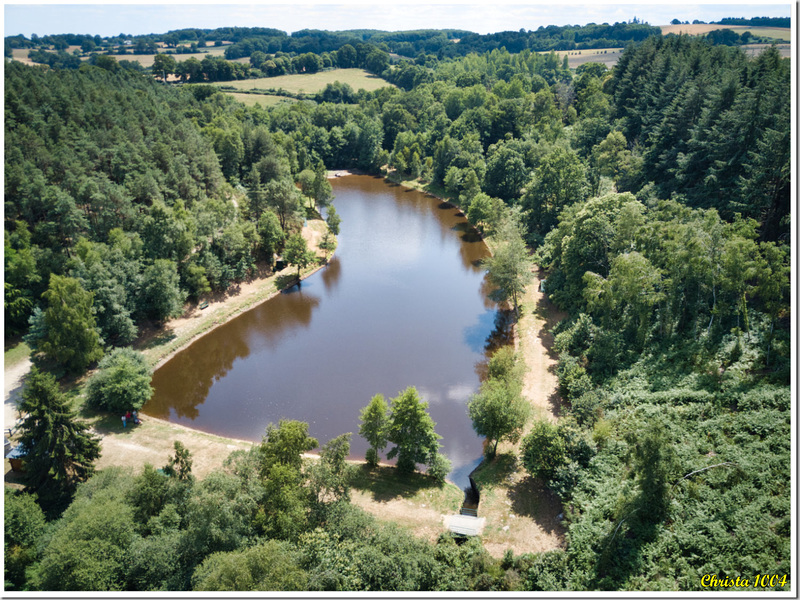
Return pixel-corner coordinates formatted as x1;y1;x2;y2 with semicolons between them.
139;219;333;371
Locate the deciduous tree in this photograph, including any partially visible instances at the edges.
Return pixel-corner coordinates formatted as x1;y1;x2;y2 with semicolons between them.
38;275;103;372
386;387;441;474
359;394;389;466
86;347;153;413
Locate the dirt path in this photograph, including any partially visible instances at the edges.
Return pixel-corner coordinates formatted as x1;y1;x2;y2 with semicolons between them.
468;265;568;558
4;356;30;432
517;267;567;425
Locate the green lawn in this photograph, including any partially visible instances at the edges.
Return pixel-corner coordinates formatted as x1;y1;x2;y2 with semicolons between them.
214;68;393;95
4;341;30;370
223;92;297;107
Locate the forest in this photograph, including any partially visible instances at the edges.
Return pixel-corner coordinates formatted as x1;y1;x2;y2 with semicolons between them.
3;22;792;592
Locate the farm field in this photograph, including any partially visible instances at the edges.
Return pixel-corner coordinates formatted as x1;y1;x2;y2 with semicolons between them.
659;23;791;41
213;68;393;95
10;44;235;68
544;47;624;68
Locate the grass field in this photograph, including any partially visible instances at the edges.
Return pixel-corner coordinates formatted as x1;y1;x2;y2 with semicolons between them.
223;92;298;107
214;68;393;95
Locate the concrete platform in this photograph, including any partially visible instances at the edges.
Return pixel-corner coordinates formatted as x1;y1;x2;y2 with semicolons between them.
444;514;486;537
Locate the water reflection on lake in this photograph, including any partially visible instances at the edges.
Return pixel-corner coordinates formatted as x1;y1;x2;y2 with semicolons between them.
146;176;500;487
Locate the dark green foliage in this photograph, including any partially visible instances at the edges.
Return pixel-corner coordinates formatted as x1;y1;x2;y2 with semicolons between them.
521;420;567;481
163;440;195;482
85;347;153;412
17;367;101;515
608;37;789;240
140;259;186;324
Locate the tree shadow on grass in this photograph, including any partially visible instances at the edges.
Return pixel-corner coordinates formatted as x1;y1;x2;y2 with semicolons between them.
507;474;565;537
78;406;141;437
350;464;441;502
275;273;301;291
135;329;177;351
472;451;518;488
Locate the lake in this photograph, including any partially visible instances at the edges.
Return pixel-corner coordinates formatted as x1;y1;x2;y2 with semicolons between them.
145;175;504;487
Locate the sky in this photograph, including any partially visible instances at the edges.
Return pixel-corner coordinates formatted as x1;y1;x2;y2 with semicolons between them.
3;1;793;38
3;0;792;37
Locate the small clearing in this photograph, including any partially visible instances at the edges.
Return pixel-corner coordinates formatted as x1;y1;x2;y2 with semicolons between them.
214;68;393;95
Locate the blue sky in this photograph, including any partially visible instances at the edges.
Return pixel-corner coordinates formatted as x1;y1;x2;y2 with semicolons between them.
4;2;792;38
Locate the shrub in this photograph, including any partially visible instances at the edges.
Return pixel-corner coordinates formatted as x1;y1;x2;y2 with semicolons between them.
427;452;452;485
521;421;566;481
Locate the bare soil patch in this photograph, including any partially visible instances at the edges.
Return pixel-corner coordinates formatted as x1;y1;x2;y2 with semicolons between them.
518;266;567;425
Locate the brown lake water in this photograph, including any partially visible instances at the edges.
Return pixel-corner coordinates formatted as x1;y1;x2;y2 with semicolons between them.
145;175;503;487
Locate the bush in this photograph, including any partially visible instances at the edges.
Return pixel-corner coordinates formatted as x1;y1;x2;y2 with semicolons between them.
521;421;566;481
86;348;153;413
557;355;593;402
571;390;603;427
427;452;452;485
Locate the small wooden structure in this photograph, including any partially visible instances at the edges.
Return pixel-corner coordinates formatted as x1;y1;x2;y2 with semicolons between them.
6;444;27;472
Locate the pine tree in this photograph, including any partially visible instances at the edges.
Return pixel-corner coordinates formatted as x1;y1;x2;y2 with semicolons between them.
17;367;101;515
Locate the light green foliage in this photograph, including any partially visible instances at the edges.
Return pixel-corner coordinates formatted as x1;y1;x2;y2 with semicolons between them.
27;469;136;591
86;347;153;412
283;233;316;277
265;178;304;232
309;433;354;505
127;530;186;591
483;212;533;316
325;204;341;236
4;489;47;590
255;422;317;539
386;387;441;474
466;193;504;234
193;540;308;591
359;394;390;465
18;367;101;514
259;419;319;475
38;274;103;372
312;162;333;209
468;378;529;457
181;472;259;566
